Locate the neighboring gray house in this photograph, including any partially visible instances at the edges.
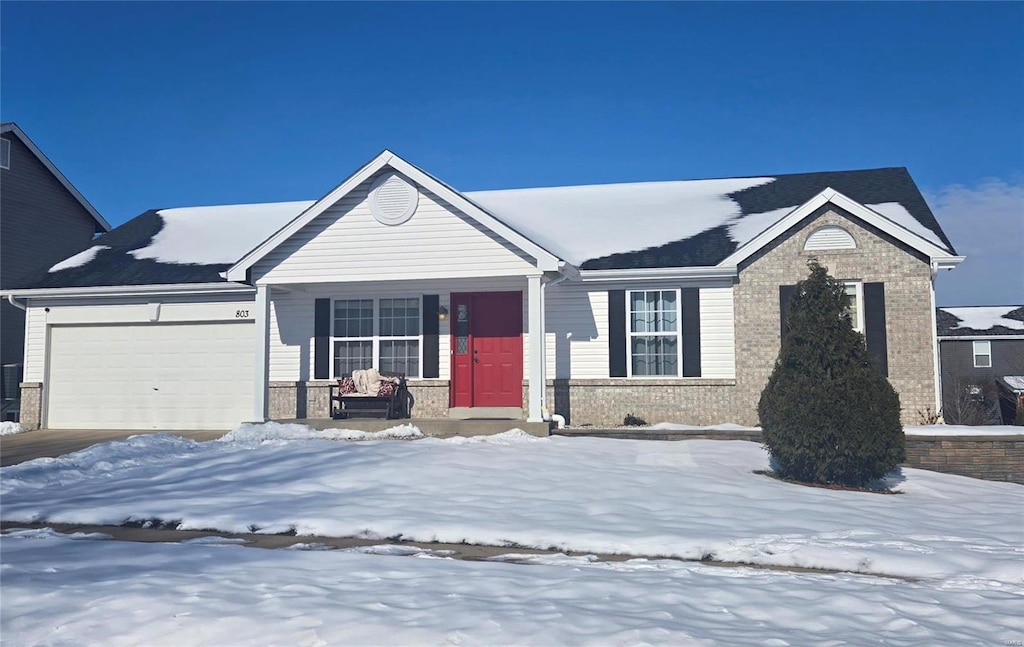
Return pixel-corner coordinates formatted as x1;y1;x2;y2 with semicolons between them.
0;123;110;420
937;306;1024;425
3;151;963;431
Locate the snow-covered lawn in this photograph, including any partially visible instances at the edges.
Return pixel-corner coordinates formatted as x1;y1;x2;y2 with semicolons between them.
2;423;1021;645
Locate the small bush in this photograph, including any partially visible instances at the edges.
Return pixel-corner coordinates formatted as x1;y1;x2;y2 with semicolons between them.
623;413;649;427
758;261;904;487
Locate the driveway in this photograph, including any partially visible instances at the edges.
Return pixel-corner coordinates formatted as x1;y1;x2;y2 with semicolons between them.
0;429;227;467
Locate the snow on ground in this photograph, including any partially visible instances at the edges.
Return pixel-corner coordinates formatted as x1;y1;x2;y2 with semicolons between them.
466;177;774;264
1;426;1020;586
0;420;26;436
2;529;1020;647
942;305;1024;331
904;423;1024;436
130;201;314;265
47;245;109;272
2;426;1021;645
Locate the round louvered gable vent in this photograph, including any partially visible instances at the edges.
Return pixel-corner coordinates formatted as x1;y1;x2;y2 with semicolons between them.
370;172;418;226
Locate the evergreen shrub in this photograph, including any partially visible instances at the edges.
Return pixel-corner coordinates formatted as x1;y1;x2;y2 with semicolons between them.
758;261;904;486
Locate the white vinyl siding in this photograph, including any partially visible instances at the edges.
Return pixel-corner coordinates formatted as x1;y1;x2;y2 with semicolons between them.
46;322;254;430
253;172;537;284
973;340;992;368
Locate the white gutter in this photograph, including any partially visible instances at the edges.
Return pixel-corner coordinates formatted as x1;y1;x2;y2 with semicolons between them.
0;282;256;300
930;261;942;414
7;294;27;311
579;266;738;282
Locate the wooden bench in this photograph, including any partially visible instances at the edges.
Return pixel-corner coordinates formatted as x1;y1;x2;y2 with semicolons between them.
330;371;410;420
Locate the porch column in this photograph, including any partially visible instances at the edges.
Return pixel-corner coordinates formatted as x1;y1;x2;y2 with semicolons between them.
527;274;545;422
253;284;271;422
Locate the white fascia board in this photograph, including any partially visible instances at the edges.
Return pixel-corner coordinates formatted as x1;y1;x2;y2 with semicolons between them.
226;151;564;281
720;188;956;267
933;256;966;270
579;265;738;282
0;123;111;232
386;155;563;272
0;282;255;300
225;151;395;281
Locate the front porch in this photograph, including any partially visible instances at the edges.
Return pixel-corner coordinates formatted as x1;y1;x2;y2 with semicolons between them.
276;417;552;437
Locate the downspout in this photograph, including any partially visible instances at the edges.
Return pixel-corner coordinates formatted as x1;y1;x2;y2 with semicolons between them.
929;261;943;421
7;294;27;311
541;269;572;428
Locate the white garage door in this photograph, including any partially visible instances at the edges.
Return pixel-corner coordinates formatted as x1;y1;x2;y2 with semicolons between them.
47;322;255;430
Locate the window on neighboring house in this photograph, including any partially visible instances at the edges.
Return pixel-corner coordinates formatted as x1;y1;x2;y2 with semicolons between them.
332;297;421;378
628;289;681;376
0;138;10;170
843;281;864;334
973;340;992;368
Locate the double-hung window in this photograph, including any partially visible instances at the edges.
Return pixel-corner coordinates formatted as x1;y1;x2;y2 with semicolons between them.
628;289;681;377
332;297;420;378
973;340;992;368
843;281;864;334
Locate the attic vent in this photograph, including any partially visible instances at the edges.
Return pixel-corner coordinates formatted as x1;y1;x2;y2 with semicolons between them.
804;225;856;251
369;172;418;226
0;138;10;170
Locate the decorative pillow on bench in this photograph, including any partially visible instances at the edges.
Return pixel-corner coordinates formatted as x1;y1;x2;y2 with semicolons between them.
377;380;397;398
337;377;357;395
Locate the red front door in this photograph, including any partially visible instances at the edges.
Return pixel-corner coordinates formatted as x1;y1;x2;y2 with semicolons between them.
450;292;523;408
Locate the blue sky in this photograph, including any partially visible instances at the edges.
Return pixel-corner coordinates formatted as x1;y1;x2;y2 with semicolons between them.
2;2;1021;305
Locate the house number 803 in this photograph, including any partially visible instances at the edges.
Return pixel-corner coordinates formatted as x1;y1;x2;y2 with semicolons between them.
236;310;250;318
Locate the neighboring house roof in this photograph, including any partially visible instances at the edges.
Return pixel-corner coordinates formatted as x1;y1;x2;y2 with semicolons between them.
0;122;111;233
937;306;1024;337
8;154;958;290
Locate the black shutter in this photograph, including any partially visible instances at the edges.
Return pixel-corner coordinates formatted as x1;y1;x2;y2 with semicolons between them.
314;298;331;379
422;295;440;378
681;288;701;377
608;290;627;377
779;285;797;342
864;283;888;376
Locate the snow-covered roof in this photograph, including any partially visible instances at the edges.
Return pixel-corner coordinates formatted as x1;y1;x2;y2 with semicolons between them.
464;177;775;266
15;164;955;289
131;201;315;265
1003;376;1024;392
937;306;1024;337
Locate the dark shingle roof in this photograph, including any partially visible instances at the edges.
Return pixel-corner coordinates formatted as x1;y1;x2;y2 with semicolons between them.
937;306;1024;337
581;167;952;270
12;210;231;289
15;166;954;290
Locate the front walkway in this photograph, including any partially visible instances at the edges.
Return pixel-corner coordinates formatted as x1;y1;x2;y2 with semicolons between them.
0;429;228;467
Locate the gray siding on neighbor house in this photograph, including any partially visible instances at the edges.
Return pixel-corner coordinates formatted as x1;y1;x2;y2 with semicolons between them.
939;338;1024;422
0;133;100;374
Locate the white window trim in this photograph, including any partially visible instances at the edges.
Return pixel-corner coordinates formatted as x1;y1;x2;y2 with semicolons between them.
626;288;683;378
973;340;992;368
330;296;423;379
843;281;865;334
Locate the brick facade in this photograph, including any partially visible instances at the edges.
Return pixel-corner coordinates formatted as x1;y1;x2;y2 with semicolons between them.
269;380;451;420
732;207;936;426
17;383;41;430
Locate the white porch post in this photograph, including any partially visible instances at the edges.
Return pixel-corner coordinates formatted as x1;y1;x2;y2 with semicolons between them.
253;284;271;422
527;274;545;423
